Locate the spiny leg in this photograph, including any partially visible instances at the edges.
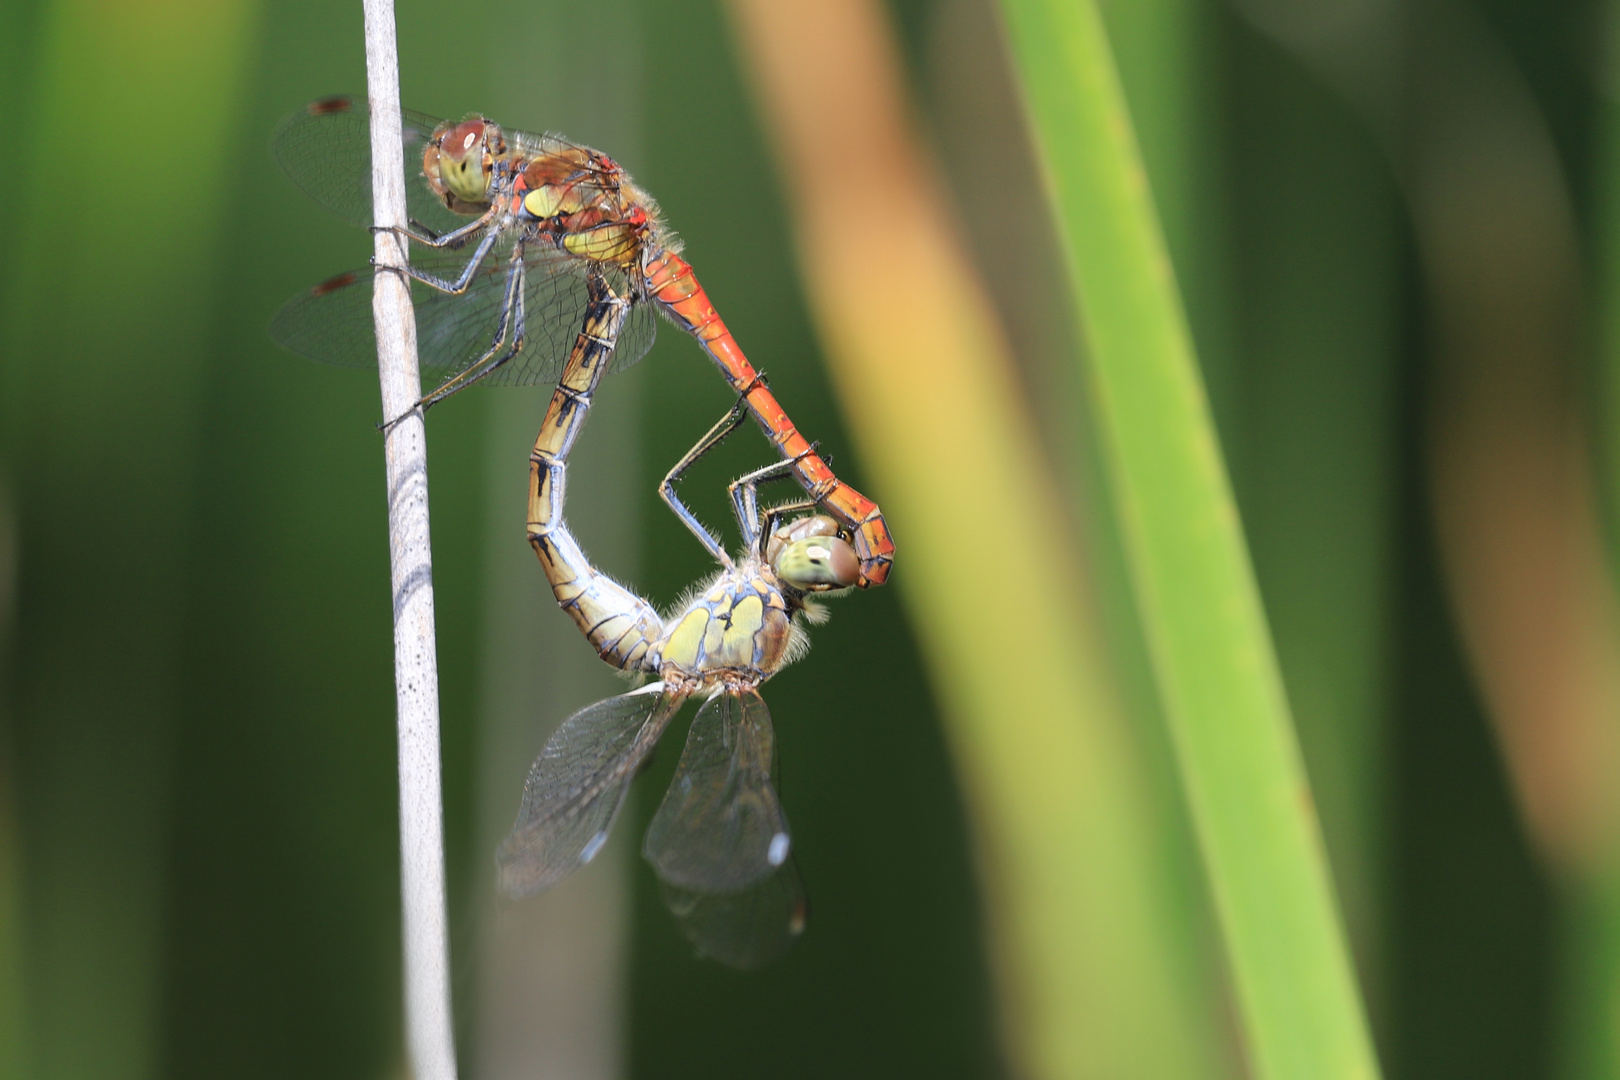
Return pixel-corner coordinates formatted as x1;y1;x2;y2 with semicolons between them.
418;241;529;407
375;223;503;297
659;398;753;569
758;500;820;559
379;239;530;432
371;202;499;251
645;249;893;587
727;451;818;551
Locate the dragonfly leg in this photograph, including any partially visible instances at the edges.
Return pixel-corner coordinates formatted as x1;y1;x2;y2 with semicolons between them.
432;237;533;395
405;220;444;242
377;242;528;431
421;275;526;411
728;450;818;551
659;402;751;569
645;249;894;586
758;499;820;554
371;201;499;250
373;224;502;297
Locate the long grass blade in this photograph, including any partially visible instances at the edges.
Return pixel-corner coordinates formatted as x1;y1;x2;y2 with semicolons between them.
1570;3;1620;1074
725;1;1227;1076
995;1;1381;1076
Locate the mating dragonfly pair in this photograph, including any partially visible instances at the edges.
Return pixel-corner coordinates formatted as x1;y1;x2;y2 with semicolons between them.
271;97;891;967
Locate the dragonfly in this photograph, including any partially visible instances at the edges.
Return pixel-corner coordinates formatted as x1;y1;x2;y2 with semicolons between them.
269;95;892;588
498;266;860;966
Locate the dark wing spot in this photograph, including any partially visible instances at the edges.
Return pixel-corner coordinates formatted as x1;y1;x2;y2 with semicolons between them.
309;96;355;116
311;272;359;297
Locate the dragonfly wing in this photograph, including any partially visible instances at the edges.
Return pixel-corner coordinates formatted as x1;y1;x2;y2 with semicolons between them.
273;96;465;235
271;247;655;389
497;685;683;897
268;268;381;371
269;243;522;375
607;287;658;377
476;257;594;389
475;260;658;389
643;689;792;894
661;855;808;970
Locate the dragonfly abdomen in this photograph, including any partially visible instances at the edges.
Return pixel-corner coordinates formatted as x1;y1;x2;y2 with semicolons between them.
642;248;894;588
528;274;662;670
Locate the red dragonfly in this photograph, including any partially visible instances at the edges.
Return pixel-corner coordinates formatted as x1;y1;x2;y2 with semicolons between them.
270;96;892;588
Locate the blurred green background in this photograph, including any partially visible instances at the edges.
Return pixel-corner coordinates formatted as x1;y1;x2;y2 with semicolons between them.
2;0;1618;1076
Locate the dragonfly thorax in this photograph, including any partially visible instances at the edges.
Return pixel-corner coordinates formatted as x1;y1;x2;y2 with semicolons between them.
657;559;798;687
651;518;857;687
513;149;653;270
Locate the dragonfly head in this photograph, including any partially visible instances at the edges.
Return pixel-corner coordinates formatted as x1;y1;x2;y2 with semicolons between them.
424;117;504;210
768;516;860;593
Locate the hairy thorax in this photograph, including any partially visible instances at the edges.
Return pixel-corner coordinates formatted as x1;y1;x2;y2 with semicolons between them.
656;561;798;689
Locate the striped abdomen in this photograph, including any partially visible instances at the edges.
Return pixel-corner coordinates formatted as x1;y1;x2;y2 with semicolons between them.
528;274;662;670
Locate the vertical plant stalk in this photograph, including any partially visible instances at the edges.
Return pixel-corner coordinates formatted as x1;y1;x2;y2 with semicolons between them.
361;3;458;1078
996;1;1381;1078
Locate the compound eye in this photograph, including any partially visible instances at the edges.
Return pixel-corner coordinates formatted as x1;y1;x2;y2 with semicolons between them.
773;534;859;592
765;514;840;565
440;119;485;158
436;119;492;202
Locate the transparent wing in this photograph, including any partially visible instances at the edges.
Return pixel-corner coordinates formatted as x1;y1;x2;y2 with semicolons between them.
272;95;465;234
661;855;808;970
643;689;792;894
268;248;656;388
496;686;683;898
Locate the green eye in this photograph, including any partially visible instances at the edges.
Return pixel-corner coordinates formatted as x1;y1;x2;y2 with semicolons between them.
765;513;840;565
443;153;487;201
774;535;859;591
433;119;493;203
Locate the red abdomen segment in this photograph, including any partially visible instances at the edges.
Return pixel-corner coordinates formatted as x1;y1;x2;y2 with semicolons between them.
644;250;893;587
